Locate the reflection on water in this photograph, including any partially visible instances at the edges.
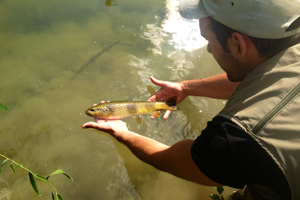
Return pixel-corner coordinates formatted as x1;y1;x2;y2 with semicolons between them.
162;0;208;51
142;0;207;53
0;0;234;199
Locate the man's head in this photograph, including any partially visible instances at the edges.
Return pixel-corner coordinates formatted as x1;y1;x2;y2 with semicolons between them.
179;0;300;39
208;17;300;59
179;0;300;81
199;17;259;82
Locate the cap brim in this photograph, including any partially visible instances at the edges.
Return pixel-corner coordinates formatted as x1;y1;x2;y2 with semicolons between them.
179;0;208;19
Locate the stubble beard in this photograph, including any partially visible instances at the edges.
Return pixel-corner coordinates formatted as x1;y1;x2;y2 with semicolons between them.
220;53;246;82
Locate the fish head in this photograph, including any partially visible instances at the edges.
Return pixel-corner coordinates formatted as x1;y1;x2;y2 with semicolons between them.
85;104;110;118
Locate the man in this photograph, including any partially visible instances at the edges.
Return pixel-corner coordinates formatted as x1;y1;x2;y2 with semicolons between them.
83;0;300;199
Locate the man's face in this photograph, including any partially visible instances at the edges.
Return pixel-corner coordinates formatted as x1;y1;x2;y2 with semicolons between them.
199;18;246;82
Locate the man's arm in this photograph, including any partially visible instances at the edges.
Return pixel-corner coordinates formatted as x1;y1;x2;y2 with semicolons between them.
149;73;239;119
82;119;221;186
149;73;239;103
180;73;240;100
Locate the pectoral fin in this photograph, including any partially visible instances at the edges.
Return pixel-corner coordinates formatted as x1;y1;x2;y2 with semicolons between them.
133;115;142;124
152;111;161;118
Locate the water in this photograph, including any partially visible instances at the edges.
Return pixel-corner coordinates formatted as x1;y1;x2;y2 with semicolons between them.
0;0;236;199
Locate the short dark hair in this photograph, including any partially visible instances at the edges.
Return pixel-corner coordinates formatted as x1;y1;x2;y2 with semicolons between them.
208;17;300;58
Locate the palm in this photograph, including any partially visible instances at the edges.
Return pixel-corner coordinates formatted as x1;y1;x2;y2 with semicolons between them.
83;118;128;134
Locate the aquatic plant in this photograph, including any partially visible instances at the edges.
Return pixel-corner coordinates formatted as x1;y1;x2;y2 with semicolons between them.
1;103;73;199
0;153;74;200
209;186;225;200
0;103;8;111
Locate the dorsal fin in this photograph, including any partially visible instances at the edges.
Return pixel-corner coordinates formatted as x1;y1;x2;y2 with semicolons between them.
147;85;156;96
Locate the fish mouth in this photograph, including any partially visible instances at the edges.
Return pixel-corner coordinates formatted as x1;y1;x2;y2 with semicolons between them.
85;110;93;117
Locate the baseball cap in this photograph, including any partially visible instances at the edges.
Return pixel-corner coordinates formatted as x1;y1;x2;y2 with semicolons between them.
179;0;300;39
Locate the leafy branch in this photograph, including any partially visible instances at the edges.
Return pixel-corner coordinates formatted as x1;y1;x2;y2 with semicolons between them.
0;154;74;200
209;186;225;200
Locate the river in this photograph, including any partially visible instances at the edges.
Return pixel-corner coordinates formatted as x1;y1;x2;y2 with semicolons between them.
0;0;236;199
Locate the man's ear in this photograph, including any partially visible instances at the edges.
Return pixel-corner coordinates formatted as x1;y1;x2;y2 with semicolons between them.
228;32;251;59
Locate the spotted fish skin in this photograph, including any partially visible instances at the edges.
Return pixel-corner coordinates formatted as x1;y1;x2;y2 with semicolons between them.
85;101;177;119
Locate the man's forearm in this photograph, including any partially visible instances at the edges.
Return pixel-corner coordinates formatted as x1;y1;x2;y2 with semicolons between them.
112;130;221;186
113;130;169;165
180;73;239;100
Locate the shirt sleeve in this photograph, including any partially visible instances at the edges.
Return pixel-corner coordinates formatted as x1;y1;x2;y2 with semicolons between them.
191;116;290;198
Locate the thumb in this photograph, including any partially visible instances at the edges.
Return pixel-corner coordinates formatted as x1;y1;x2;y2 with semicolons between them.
176;96;185;105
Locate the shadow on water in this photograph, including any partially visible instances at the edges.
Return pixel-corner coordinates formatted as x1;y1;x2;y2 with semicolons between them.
0;0;237;199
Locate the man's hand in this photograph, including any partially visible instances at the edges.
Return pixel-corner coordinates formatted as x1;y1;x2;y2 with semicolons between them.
82;118;128;135
148;76;186;119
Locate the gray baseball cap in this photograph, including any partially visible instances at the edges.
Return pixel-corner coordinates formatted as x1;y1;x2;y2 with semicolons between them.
179;0;300;39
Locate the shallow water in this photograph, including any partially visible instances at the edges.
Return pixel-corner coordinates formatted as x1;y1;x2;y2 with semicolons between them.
0;0;236;199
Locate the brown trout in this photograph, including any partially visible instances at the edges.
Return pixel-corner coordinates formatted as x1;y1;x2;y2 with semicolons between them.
85;101;177;123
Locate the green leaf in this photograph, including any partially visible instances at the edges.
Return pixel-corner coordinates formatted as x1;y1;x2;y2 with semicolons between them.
0;103;8;111
9;163;15;173
216;186;224;195
51;191;55;200
63;172;74;183
0;158;9;174
36;175;50;183
56;193;63;200
29;172;40;196
48;169;66;177
208;194;220;200
36;175;46;180
47;169;74;183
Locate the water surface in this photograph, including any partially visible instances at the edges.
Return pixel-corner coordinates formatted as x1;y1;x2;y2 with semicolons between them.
0;0;235;199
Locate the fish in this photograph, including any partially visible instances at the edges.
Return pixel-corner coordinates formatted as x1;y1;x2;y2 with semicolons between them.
85;101;178;124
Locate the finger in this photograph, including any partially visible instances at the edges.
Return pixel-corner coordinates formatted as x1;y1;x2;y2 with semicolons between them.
148;88;166;102
147;94;157;102
99;100;110;104
150;76;166;88
163;110;171;119
82;122;99;129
